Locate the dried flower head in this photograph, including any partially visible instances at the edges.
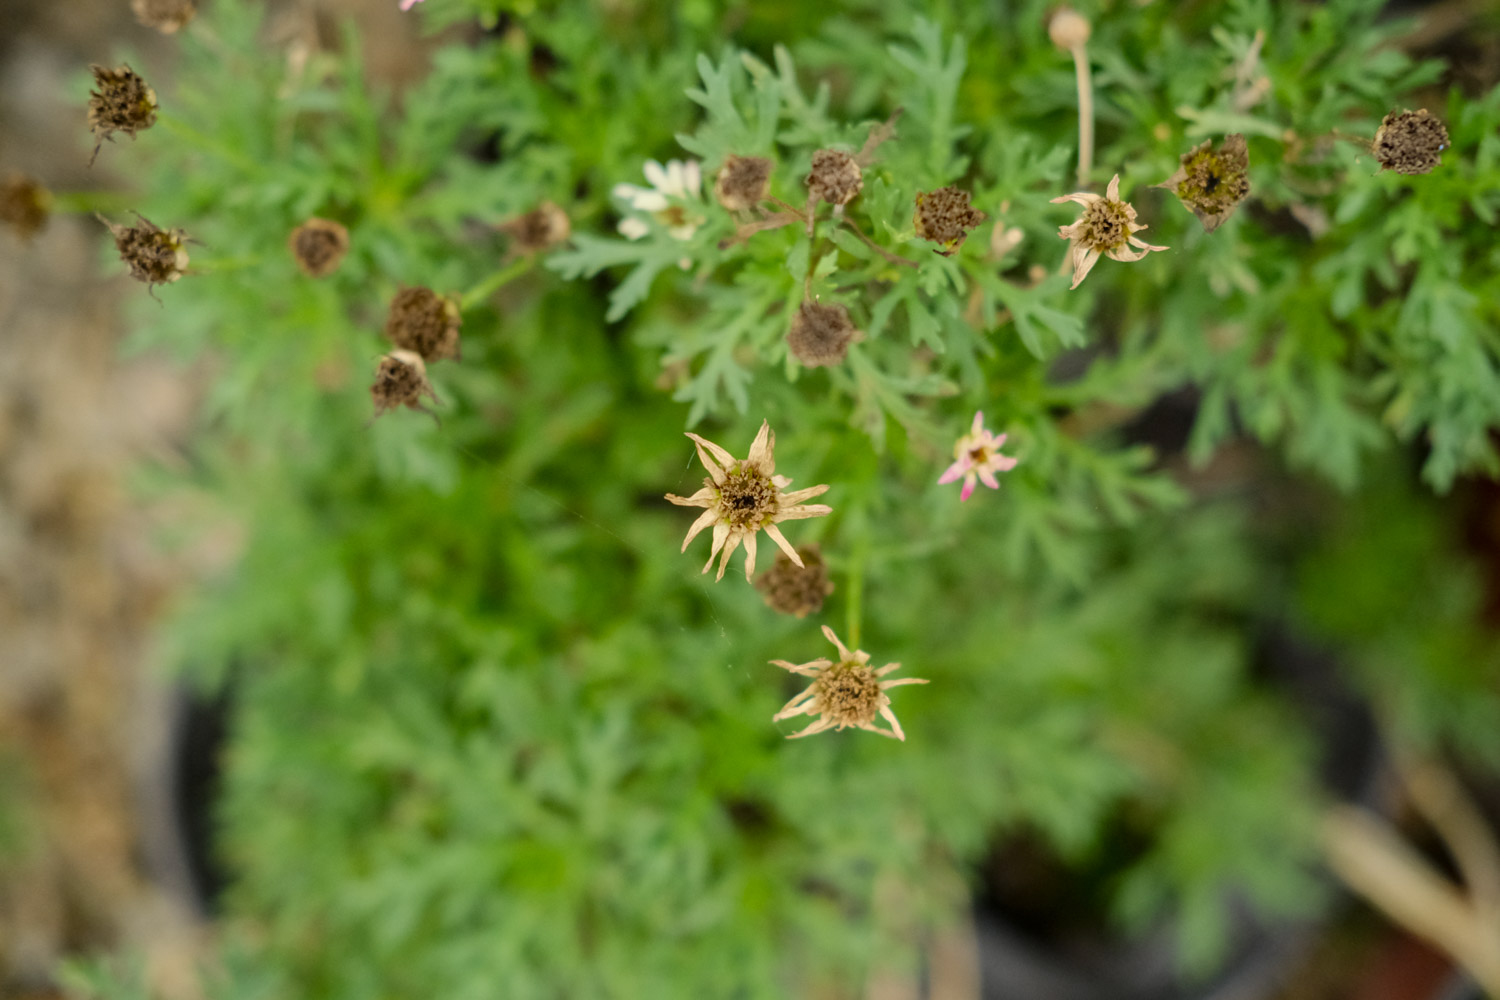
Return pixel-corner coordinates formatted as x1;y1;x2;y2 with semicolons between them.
787;301;859;368
1373;109;1449;175
99;213;190;295
806;149;863;207
385;287;462;362
1048;8;1092;50
715;155;774;212
665;420;832;582
0;173;51;241
87;64;158;165
288;218;350;278
1158;134;1250;233
755;543;834;618
771;625;927;740
913;186;987;255
499;201;571;254
371;350;438;418
938;410;1018;501
1051;174;1168;289
130;0;196;33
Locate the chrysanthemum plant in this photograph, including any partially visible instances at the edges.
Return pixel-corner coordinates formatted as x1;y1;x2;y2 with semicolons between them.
67;0;1500;996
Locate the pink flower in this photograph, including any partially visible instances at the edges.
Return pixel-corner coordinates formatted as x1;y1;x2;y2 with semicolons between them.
937;411;1018;501
399;0;425;9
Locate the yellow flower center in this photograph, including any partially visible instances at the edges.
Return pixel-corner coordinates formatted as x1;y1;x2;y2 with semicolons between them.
1078;198;1133;253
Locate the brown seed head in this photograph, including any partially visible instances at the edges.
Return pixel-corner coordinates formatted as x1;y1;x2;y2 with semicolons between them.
1373;109;1449;176
913;186;987;254
1159;134;1250;232
755;543;834;618
787;301;859;368
713;466;780;530
1074;197;1136;253
87;65;158;164
715;155;774;212
385;287;462;362
0;173;51;241
131;0;196;33
288;218;350;278
371;350;438;418
499;201;571;254
806;149;863;207
810;660;884;729
101;213;190;291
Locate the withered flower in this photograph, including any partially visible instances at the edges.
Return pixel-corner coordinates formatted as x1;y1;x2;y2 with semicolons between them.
755;543;834;618
1051;174;1168;289
787;301;859;368
1373;109;1449;175
665;420;832;582
715;155;774;212
370;350;438;418
131;0;196;33
771;625;927;741
499;201;571;254
0;173;51;241
1158;134;1250;233
87;64;158;165
913;186;987;255
99;213;190;295
385;287;462;362
806;149;863;208
288;218;350;277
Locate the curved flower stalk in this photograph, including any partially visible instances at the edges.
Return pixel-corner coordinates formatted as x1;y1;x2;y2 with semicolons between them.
938;411;1018;501
1051;173;1167;289
771;626;928;741
665;421;832;581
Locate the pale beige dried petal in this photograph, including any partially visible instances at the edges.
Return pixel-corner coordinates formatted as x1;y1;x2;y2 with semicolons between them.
685;431;734;483
746;420;774;474
678;507;718;550
763;523;803;565
771;504;833;522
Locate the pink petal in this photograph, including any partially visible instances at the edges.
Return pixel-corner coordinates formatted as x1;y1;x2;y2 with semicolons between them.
994;455;1019;471
938;459;970;485
959;476;976;502
978;468;1001;490
971;410;985;436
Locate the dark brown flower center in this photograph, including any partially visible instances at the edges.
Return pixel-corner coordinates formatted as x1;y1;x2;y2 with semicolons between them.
1078;199;1133;252
716;466;778;528
814;662;881;727
968;446;989;464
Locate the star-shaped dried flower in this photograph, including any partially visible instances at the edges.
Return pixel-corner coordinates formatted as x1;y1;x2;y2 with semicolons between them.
771;625;927;740
98;212;190;298
1051;173;1168;289
87;64;157;166
938;410;1018;501
1158;134;1250;233
665;420;832;582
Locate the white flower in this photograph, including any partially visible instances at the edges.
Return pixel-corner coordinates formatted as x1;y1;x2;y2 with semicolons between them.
613;159;706;242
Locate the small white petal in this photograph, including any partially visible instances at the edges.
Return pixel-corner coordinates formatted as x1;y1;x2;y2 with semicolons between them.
643;160;670;191
618;218;650;240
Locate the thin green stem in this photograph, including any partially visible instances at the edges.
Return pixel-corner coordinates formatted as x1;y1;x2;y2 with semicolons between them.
460;256;535;310
845;507;870;649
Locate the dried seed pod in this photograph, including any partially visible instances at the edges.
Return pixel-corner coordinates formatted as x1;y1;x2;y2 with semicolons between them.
99;213;190;295
806;150;863;207
370;350;439;418
787;301;859;368
498;201;571;254
288;218;350;277
384;286;462;362
715;155;773;212
913;186;987;255
755;544;834;618
1373;109;1449;176
87;64;158;165
1157;134;1250;233
131;0;196;33
0;173;51;241
1048;8;1092;50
